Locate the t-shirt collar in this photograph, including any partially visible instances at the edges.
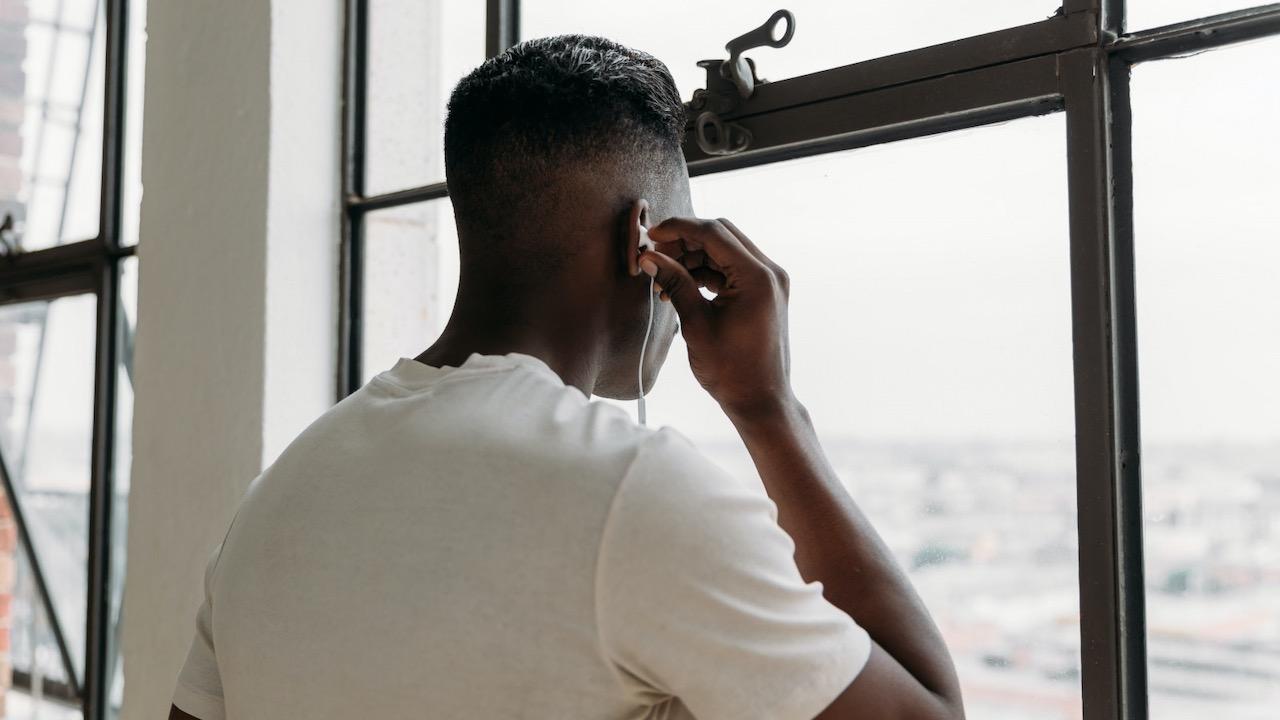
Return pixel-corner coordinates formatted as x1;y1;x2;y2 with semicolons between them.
383;352;562;388
459;352;559;378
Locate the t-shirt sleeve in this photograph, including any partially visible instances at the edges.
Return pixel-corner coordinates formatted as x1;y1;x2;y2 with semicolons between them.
172;543;227;720
596;428;872;720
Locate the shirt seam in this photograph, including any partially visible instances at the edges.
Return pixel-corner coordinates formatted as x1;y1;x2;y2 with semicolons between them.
370;363;560;396
172;680;227;718
174;681;224;704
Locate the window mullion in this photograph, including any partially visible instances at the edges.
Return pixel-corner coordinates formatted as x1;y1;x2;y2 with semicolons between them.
1109;5;1280;61
85;257;121;720
486;0;520;58
98;0;129;253
1103;0;1125;36
339;0;370;397
1060;46;1148;720
1105;51;1148;720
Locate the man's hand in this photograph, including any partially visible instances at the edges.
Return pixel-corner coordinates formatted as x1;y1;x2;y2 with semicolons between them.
640;217;794;419
643;215;964;720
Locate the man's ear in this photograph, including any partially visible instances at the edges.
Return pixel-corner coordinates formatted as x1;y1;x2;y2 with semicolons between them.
624;198;649;277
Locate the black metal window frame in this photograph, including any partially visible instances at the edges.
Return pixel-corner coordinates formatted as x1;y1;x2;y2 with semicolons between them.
339;2;1280;718
0;0;135;717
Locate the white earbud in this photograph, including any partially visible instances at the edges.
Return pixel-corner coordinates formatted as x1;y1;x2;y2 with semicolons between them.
638;223;655;253
637;218;655;426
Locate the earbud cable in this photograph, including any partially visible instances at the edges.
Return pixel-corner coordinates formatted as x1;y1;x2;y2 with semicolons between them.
637;274;655;426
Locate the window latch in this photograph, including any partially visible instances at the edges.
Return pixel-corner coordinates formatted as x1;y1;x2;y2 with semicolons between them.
687;9;796;156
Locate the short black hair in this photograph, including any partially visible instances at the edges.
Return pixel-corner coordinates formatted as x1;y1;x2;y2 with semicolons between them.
443;35;686;228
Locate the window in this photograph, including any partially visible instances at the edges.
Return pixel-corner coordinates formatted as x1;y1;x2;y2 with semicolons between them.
647;118;1083;719
342;3;1280;718
1132;36;1280;719
5;0;104;251
360;200;459;381
0;0;142;718
365;0;484;194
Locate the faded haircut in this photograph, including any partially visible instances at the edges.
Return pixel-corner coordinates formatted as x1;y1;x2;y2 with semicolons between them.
443;35;686;243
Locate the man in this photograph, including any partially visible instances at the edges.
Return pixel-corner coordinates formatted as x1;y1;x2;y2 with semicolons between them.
170;35;963;720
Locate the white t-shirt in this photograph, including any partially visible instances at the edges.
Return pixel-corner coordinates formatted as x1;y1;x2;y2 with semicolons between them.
174;353;871;720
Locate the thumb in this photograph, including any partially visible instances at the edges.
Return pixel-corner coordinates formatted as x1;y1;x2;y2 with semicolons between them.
640;250;708;331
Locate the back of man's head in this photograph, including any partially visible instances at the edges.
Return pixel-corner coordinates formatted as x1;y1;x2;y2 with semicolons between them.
444;35;686;274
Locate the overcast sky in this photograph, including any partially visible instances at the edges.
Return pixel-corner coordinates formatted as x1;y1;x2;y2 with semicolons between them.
525;2;1280;445
373;0;1280;446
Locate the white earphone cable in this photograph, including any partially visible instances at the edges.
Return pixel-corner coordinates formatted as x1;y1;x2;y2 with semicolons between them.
637;274;655;426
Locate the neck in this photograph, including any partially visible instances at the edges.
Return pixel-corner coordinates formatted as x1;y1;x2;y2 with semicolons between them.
414;288;608;395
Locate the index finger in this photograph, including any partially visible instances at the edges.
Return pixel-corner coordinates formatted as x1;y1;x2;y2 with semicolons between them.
647;217;766;275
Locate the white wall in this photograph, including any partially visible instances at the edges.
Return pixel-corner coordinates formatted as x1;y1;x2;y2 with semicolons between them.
120;0;340;716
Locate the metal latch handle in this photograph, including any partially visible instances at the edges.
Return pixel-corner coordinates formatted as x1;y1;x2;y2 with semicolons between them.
724;9;796;99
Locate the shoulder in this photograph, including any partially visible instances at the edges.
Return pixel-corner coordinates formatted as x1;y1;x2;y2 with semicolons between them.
629;426;759;499
627;426;733;489
606;426;777;551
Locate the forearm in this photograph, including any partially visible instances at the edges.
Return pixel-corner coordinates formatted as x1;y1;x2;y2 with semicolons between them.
727;395;963;708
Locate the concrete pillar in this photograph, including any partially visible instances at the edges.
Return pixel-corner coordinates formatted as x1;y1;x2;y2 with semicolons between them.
119;0;340;716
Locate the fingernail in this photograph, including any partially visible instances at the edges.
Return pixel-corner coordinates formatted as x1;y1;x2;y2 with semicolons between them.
640;259;657;277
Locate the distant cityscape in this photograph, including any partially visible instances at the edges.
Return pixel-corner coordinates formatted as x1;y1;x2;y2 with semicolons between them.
4;423;1277;717
694;436;1280;720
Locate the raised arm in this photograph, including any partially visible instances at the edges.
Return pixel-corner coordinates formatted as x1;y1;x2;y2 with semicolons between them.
641;217;964;720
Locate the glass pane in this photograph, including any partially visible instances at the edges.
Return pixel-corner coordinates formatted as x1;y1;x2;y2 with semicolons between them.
365;0;486;195
1133;37;1280;720
8;549;82;718
0;294;97;679
521;1;1061;102
638;115;1082;718
1;0;105;251
5;690;84;719
108;257;138;719
121;0;148;248
1127;1;1270;32
361;200;460;383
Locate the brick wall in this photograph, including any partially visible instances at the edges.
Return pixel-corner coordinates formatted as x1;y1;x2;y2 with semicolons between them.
0;500;13;717
0;0;25;712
